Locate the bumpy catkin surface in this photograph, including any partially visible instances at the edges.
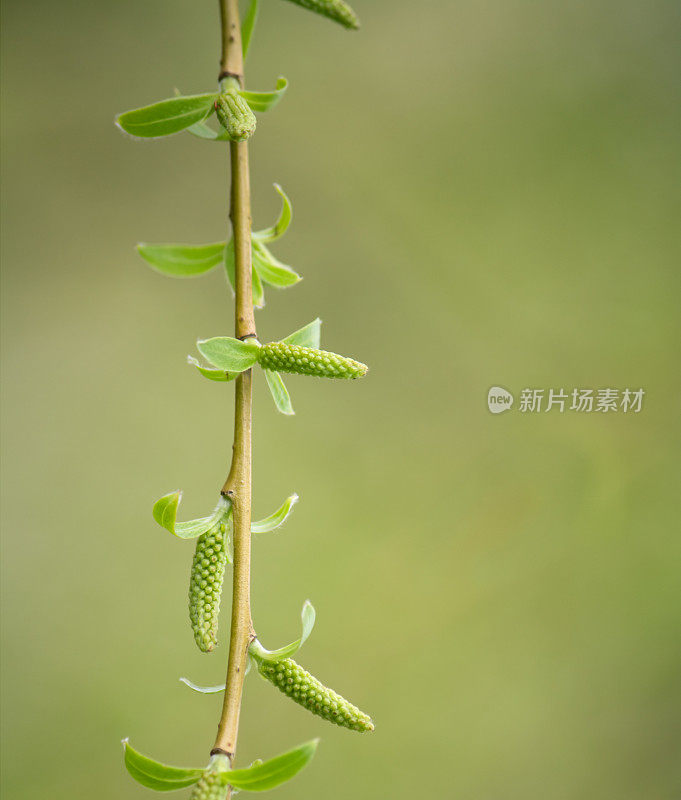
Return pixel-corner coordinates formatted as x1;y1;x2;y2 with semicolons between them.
215;92;256;142
282;0;359;29
189;770;228;800
258;343;367;379
257;657;374;732
188;521;229;652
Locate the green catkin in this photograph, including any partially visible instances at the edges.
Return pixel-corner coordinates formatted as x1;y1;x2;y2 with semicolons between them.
214;92;257;142
282;0;360;29
257;342;368;380
257;657;374;732
189;755;230;800
189;520;229;652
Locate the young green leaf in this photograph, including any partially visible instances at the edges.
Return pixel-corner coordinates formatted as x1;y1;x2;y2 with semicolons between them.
180;677;226;694
185;117;231;141
115;93;217;138
282;318;322;349
152;492;231;539
252;241;301;287
187;355;237;382
197;337;261;372
224;240;236;291
252;263;265;308
240;77;288;112
122;739;203;791
250;599;316;661
137;242;226;277
263;369;294;415
180;659;251;695
252;184;293;242
242;0;259;59
252;493;299;533
222;739;318;792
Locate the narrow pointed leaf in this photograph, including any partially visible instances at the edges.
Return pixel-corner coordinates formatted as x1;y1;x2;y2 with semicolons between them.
116;93;216;138
240;77;288;112
223;739;318;792
179;677;225;694
263;370;294;415
252;263;265;308
152;492;230;539
242;0;259;59
224;240;236;292
252;493;299;533
282;318;322;349
197;337;260;372
123;739;203;791
137;242;225;277
252;184;293;242
251;600;316;661
185;118;231;141
187;355;236;382
252;242;301;287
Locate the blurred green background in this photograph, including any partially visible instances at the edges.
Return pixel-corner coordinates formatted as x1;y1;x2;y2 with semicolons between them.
2;1;680;798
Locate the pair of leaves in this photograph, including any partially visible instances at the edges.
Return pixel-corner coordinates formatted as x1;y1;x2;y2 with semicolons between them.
115;79;287;139
123;738;318;792
153;492;298;539
223;237;300;310
136;184;297;306
224;183;299;307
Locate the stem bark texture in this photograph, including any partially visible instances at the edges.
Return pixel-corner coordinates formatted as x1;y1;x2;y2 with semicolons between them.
213;0;256;769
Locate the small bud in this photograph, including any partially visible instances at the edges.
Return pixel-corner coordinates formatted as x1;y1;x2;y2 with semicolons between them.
257;657;374;732
215;92;256;142
190;755;230;800
257;342;367;379
189;521;229;652
282;0;360;29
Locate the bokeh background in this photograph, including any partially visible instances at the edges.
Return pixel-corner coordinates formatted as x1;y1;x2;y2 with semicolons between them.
2;1;680;798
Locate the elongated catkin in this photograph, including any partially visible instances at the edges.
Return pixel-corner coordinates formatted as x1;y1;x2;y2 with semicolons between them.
188;520;229;652
189;755;230;800
257;342;367;380
257;657;374;732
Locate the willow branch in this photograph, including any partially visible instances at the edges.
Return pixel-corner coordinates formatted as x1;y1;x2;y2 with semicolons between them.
213;0;256;764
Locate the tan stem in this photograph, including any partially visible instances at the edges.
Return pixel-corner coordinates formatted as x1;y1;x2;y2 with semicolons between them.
213;0;256;765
